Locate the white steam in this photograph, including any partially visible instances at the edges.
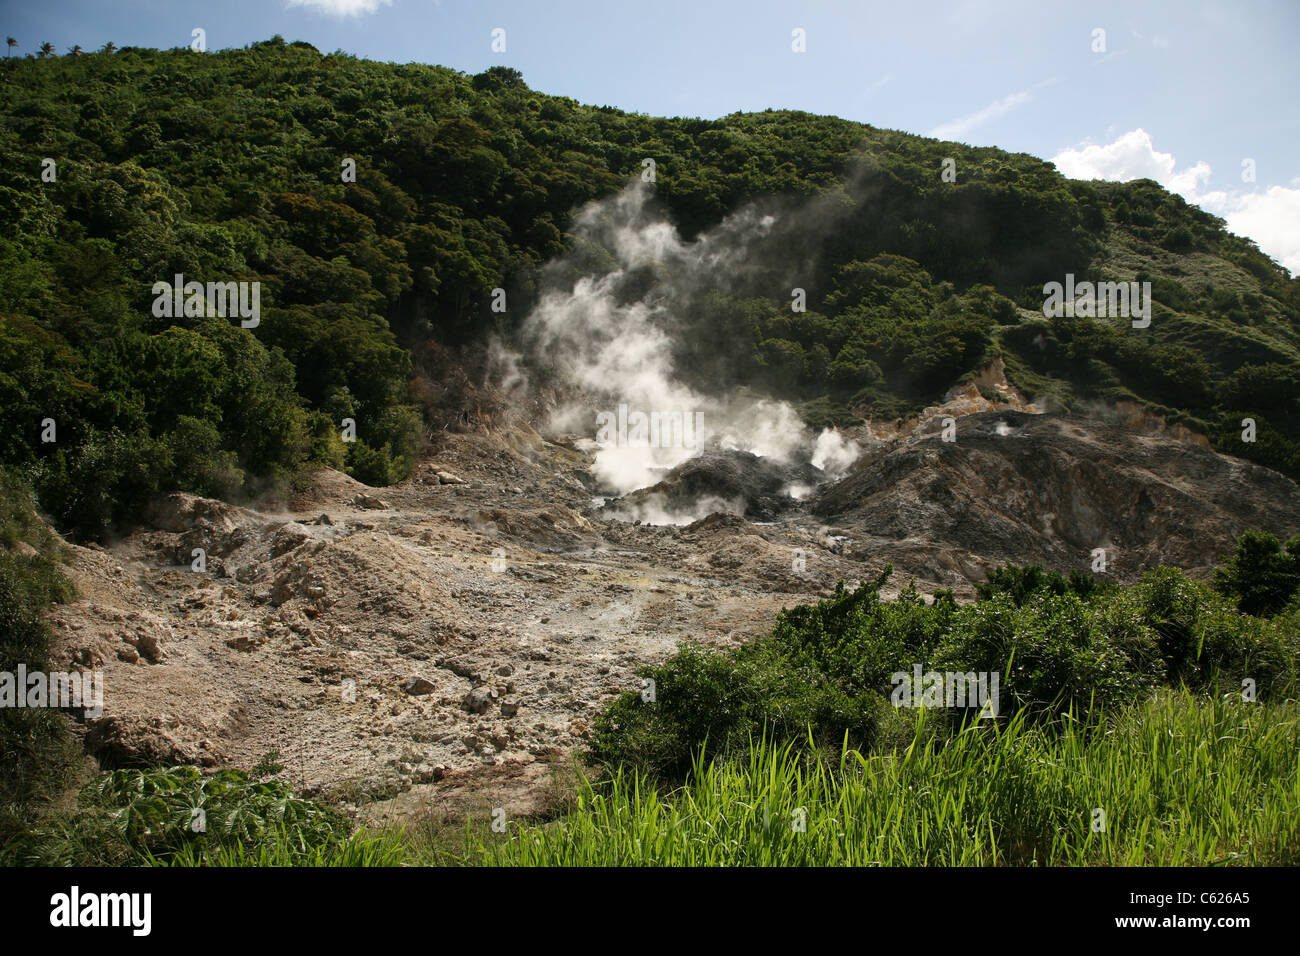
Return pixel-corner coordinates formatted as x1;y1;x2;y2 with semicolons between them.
511;182;861;503
608;493;746;527
811;429;862;479
487;338;528;402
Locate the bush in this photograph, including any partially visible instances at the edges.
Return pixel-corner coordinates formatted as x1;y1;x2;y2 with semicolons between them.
587;640;886;784
936;590;1162;714
32;428;171;541
5;765;352;866
975;563;1117;606
345;439;402;486
0;472;80;849
589;560;1299;787
1132;566;1222;679
1193;604;1298;699
771;574;952;692
166;415;244;500
0;563;83;850
1212;529;1300;617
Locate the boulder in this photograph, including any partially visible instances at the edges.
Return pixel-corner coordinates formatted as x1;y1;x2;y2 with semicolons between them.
403;676;436;696
270;523;314;557
464;686;498;713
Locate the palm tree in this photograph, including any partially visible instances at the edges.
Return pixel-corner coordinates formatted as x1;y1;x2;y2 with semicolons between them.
101;41;117;55
37;42;55;58
67;45;83;57
5;38;15;58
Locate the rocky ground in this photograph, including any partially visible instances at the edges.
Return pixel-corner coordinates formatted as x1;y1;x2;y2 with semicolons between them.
41;384;1300;824
44;426;862;821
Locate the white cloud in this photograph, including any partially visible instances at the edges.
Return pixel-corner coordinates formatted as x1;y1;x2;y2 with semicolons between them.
1051;129;1211;198
929;90;1032;141
1051;129;1299;274
285;0;392;17
1201;186;1300;274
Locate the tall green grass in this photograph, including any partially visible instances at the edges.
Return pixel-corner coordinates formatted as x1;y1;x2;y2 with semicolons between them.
470;692;1300;866
588;563;1300;786
157;827;408;867
37;692;1293;867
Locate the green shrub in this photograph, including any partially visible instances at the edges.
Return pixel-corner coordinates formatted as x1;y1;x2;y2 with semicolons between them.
32;428;171;541
1132;566;1223;680
1193;604;1298;699
345;439;401;486
0;472;80;848
166;415;245;500
1212;529;1300;617
5;765;352;866
589;559;1298;787
975;563;1116;605
936;590;1162;715
587;640;886;784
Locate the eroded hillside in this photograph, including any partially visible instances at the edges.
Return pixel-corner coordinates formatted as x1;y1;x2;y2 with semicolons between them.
42;397;1300;819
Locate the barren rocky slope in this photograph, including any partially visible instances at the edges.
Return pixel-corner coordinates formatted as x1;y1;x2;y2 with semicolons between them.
815;409;1300;582
41;405;1300;821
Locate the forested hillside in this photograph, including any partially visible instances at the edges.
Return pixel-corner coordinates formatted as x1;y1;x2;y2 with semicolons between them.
3;36;1297;539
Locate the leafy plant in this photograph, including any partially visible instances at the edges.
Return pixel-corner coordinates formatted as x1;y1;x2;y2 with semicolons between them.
6;766;351;866
1213;529;1300;617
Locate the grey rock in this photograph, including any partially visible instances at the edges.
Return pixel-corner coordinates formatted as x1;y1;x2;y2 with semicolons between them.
464;686;498;713
403;676;436;696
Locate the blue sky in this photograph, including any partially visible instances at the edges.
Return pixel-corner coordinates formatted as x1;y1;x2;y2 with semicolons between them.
6;0;1298;270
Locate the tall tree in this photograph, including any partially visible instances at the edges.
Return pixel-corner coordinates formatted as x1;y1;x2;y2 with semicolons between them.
37;42;55;58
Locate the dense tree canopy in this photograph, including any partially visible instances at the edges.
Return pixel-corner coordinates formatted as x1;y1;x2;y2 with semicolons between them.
1;38;1297;537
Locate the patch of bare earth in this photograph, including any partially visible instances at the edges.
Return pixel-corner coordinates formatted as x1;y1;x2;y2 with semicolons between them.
43;405;1300;824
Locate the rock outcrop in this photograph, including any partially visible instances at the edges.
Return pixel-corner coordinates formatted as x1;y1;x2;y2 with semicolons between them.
813;410;1300;580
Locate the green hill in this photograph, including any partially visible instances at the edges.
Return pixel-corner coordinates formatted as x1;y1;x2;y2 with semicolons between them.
2;37;1297;539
